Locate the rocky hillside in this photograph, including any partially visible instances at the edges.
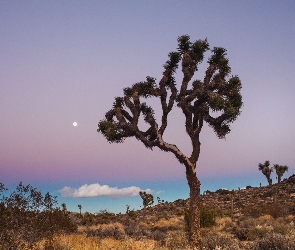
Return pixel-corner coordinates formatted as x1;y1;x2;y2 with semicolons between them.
79;174;295;227
121;174;295;223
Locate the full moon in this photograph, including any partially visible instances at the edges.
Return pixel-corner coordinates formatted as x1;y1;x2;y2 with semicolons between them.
73;122;78;127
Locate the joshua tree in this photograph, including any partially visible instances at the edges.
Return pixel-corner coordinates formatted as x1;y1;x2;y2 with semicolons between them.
98;35;242;247
78;204;82;215
126;204;130;213
258;160;273;186
157;197;164;204
273;164;288;183
139;191;154;209
61;203;67;214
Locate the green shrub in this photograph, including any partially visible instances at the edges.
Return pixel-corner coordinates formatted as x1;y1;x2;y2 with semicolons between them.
184;204;217;230
200;205;217;227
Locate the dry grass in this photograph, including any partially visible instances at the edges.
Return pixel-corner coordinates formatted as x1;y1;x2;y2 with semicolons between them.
35;234;100;250
8;213;295;250
212;217;233;231
154;216;184;228
35;233;191;250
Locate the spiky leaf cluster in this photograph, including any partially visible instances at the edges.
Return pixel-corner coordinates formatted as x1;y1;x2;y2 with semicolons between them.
97;120;125;143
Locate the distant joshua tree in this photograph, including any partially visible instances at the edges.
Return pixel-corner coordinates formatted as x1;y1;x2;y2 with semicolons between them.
61;203;67;214
273;164;288;183
126;204;130;213
78;204;82;215
258;160;273;186
139;191;154;209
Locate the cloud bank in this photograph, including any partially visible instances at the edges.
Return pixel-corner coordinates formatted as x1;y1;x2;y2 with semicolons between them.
59;183;152;199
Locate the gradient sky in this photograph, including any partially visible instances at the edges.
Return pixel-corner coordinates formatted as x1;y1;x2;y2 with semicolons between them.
1;1;295;213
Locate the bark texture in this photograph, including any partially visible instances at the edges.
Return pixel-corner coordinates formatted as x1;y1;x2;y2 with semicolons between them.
186;167;201;246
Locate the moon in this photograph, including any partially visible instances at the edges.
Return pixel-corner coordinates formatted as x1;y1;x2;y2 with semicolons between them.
73;122;78;127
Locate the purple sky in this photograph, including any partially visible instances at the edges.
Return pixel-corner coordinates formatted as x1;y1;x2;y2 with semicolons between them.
1;1;295;213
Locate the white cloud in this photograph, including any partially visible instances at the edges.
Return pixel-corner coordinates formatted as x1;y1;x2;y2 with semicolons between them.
59;183;152;199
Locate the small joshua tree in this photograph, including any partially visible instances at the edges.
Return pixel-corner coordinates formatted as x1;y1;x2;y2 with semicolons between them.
258;160;273;186
61;203;67;214
139;191;154;209
78;204;82;215
157;197;164;204
273;164;288;183
98;35;242;247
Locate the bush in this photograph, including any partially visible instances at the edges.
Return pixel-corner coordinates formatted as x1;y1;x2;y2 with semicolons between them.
201;206;217;227
0;182;77;249
150;229;167;242
201;231;241;250
273;223;293;235
216;189;231;195
164;231;189;249
247;227;269;241
251;233;295;250
92;223;126;240
184;204;217;231
242;203;290;218
234;217;270;241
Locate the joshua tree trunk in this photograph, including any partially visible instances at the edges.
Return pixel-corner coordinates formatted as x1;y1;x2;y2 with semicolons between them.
272;186;277;204
278;175;281;183
186;169;201;247
231;198;234;221
267;177;272;186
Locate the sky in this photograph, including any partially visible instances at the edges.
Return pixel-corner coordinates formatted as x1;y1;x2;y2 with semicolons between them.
1;1;295;214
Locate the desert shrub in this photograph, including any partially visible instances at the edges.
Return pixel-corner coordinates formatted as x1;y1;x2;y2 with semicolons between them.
164;231;189;249
201;231;241;250
251;233;295;250
216;189;231;195
123;221;150;240
238;218;256;228
102;223;126;240
273;223;293;235
184;205;217;231
243;203;289;218
223;210;232;218
278;214;295;224
255;214;274;225
0;182;76;249
150;229;167;242
176;210;184;216
234;218;270;241
127;209;137;219
235;227;250;241
94;209;117;224
88;223;126;240
216;217;235;233
200;205;217;227
247;227;269;241
152;225;173;233
81;212;95;226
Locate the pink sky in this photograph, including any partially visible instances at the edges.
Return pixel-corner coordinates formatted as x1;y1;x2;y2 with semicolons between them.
1;1;294;213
